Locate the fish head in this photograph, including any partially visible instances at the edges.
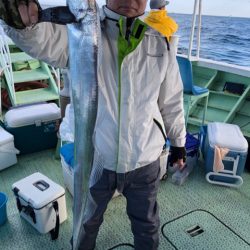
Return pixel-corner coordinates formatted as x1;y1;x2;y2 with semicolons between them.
67;0;97;21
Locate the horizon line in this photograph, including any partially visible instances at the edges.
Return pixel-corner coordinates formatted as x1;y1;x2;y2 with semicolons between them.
166;12;250;19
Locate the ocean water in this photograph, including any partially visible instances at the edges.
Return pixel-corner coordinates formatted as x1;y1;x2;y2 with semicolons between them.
170;13;250;68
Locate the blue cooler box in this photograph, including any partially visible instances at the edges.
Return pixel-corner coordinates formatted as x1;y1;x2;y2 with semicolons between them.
4;103;61;154
204;122;248;187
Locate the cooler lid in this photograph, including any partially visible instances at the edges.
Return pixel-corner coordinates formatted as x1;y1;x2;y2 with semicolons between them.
12;172;65;209
208;122;248;153
0;126;14;146
4;103;61;128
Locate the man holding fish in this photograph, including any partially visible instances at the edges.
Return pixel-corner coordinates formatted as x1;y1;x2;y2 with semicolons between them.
0;0;186;249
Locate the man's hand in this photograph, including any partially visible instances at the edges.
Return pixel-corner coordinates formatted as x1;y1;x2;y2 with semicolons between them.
0;0;41;29
175;158;185;170
169;146;186;170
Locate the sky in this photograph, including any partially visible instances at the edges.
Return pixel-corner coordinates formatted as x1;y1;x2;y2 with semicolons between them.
41;0;250;18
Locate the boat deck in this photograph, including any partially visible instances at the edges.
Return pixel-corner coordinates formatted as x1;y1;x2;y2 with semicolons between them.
1;149;250;250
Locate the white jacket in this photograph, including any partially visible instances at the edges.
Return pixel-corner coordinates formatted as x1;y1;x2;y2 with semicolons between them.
5;6;186;173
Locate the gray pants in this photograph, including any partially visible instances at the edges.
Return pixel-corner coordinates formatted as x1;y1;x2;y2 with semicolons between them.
78;159;161;250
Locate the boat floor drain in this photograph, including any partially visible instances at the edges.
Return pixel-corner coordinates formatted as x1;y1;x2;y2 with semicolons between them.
186;225;204;237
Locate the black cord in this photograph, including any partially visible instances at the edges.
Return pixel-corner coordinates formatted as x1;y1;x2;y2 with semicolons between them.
108;243;134;250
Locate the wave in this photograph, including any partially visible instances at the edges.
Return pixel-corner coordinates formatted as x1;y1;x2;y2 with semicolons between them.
172;13;250;67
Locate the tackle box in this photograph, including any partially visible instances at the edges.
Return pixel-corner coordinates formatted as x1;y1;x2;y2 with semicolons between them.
4;103;61;154
12;172;67;239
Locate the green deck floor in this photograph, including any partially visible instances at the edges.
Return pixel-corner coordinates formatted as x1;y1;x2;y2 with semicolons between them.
0;149;250;250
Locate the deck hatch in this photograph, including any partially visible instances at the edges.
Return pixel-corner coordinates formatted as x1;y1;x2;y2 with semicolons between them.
161;209;250;249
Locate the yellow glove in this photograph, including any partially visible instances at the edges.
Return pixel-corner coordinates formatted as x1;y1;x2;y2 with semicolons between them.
144;10;178;41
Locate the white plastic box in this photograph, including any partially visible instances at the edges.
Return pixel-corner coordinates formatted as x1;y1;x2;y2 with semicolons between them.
61;158;120;198
61;156;120;198
0;126;18;171
204;122;248;187
12;172;67;239
61;156;74;196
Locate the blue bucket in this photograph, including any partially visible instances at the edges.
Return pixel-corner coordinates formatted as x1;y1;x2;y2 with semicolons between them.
0;192;8;226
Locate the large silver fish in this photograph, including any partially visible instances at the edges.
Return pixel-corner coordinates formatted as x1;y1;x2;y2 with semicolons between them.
67;0;100;249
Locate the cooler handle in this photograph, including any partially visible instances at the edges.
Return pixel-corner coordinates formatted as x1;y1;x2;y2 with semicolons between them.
50;201;60;240
33;180;50;191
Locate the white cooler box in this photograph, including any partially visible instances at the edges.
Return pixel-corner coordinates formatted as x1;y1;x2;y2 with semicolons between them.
12;172;67;240
0;126;19;171
60;143;121;198
61;157;121;198
4;103;61;154
204;122;248;187
61;156;74;196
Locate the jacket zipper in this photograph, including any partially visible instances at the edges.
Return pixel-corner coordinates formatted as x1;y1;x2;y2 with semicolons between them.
125;18;134;43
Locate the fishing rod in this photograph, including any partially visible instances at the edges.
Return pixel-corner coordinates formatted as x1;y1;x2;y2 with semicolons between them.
38;6;77;25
